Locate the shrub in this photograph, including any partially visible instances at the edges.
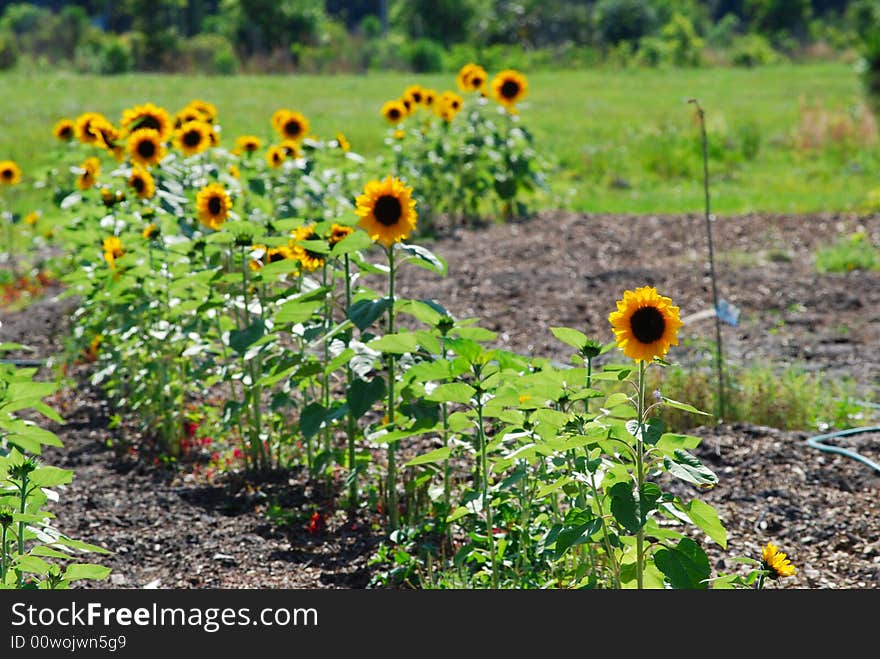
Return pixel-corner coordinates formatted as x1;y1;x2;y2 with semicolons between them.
661;13;704;67
181;33;239;75
0;30;17;70
595;0;659;46
405;38;444;73
730;33;780;67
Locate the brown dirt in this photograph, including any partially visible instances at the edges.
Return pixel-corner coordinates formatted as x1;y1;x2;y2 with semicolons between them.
2;211;878;589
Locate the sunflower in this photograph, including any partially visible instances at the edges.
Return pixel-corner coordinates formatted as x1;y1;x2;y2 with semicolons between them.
608;286;683;362
404;85;425;107
89;118;124;158
74;112;109;145
76;157;100;190
121;103;171;140
271;109;289;131
186;99;217;124
355;176;418;248
235;135;262;153
280;140;301;159
174;107;202;129
127;128;166;167
381;100;407;125
266;145;286;168
53;119;75;141
440;91;464;114
274;110;310;142
0;160;21;185
290;225;325;271
24;211;40;225
400;96;414;116
457;63;487;93
421;88;437;109
228;164;240;179
128;167;156;199
101;188;125;207
336;132;350;152
761;543;797;579
196;183;232;231
491;69;528;111
328;223;354;246
176;120;212;157
142;223;160;240
102;236;124;270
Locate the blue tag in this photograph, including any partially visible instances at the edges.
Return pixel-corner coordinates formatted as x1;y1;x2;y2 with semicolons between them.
716;299;740;327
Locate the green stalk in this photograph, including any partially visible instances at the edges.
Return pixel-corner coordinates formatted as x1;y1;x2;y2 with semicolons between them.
0;524;7;584
636;360;647;590
16;474;27;587
344;255;359;510
386;245;398;530
475;389;497;589
439;331;451;519
589;471;621;589
321;263;331;457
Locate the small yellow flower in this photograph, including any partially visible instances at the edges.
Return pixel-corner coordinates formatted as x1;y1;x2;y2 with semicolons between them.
235;135;262;153
24;211;40;226
102;236;124;270
336;132;350;152
228;164;240;179
76;157;100;190
761;543;797;579
142;223;160;240
0;160;21;185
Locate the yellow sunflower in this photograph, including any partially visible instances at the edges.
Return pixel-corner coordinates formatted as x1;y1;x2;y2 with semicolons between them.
142;223;160;240
235;135;262;153
76;157;100;190
381;100;407;125
174;107;202;129
0;160;21;185
266;245;295;264
328;223;354;246
127;128;166;167
74;112;109;145
271;109;289;131
266;145;286;168
228;164;240;179
355;176;418;247
404;85;425;107
457;63;487;93
280;140;301;159
608;286;683;362
399;95;414;117
128;167;155;199
336;132;350;152
89;118;124;158
761;543;797;579
24;211;40;225
176;120;212;156
186;99;217;124
121;103;171;140
102;236;124;270
491;69;528;111
196;183;232;231
421;88;437;109
290;225;325;272
53;119;75;141
274;110;310;142
101;188;125;207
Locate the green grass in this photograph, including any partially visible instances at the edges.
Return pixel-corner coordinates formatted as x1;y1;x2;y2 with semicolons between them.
1;62;877;216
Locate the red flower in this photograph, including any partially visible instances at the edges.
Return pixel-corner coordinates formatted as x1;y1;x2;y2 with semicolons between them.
306;512;325;535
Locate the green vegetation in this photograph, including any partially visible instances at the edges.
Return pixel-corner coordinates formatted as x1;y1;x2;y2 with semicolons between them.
815;231;880;272
1;62;877;216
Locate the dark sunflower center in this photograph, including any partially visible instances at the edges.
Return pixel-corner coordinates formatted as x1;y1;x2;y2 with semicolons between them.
284;120;301;137
412;92;422;103
245;142;257;151
132;176;145;192
374;195;402;227
207;196;222;215
139;115;161;131
60;126;73;138
500;79;520;99
183;130;201;147
389;108;400;120
451;100;460;110
630;307;666;344
1;169;11;180
137;139;156;158
269;251;285;263
470;77;483;88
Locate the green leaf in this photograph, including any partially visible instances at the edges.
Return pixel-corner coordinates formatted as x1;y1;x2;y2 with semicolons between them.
444;338;483;364
405;446;451;468
654;537;710;589
229;319;266;356
30;546;73;560
368;332;420;354
15;555;51;575
625;418;663;445
554;509;602;558
398;243;447;275
685;499;727;548
348;297;391;330
664;450;719;487
300;402;327;439
63;563;112;582
662;396;710;416
609;481;660;534
347;378;386;419
275;299;323;324
550;327;589;350
425;383;475;404
396;299;445;326
330;229;371;256
604;392;631;409
29;466;73;488
655;433;701;455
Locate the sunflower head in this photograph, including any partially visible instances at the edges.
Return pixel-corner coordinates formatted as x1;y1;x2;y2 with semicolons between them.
355;176;418;248
128;167;156;199
196;183;232;231
235;135;262;153
74;112;109;145
266;145;286;168
336;132;350;152
186;99;217;124
174;107;202;129
0;160;21;186
228;164;240;179
176;120;212;157
761;543;797;580
24;211;40;226
608;286;683;362
101;188;125;207
328;223;354;246
381;100;407;125
53;119;75;141
280;140;301;158
457;63;487;93
274;110;309;142
491;69;528;111
142;223;160;240
76;157;100;190
404;85;425;106
436;91;464;122
400;96;414;116
421;88;437;108
127;128;166;167
289;224;326;271
121;103;171;139
102;236;124;269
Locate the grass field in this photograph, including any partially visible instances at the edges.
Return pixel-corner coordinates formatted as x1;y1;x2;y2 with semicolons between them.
1;62;877;216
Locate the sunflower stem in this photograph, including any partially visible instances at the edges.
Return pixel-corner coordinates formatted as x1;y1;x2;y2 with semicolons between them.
690;99;726;422
636;359;647;591
386;244;398;530
344;254;359;512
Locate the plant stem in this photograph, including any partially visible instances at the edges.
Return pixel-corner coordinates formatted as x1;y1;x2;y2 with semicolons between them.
0;524;7;584
344;254;358;511
386;245;398;530
636;360;647;590
690;99;726;420
475;393;497;589
17;473;27;587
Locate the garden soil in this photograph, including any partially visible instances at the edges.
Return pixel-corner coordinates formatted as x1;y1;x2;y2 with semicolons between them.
1;211;878;589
